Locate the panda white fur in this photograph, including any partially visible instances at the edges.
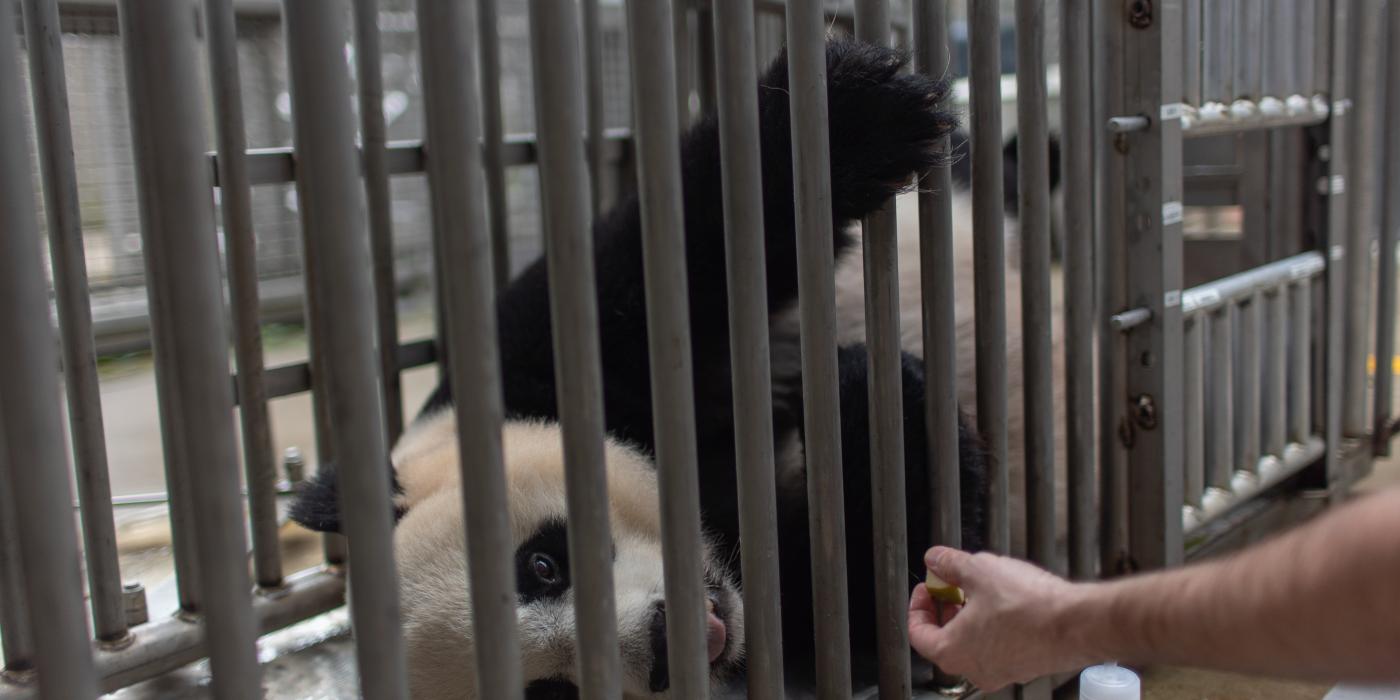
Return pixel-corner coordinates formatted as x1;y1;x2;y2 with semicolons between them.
290;39;1069;698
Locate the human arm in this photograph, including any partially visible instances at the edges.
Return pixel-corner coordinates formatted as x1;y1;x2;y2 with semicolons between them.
908;487;1400;691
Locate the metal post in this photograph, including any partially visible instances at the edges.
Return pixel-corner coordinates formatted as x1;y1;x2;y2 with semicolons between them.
479;0;511;289
1264;288;1289;465
1184;317;1205;512
1184;0;1202;106
582;0;606;214
1343;0;1384;438
416;2;522;697
0;423;36;673
526;3;622;697
1015;0;1056;580
1202;0;1234;109
623;1;711;696
913;0;960;562
1297;0;1316;99
673;0;694;126
1323;0;1353;486
117;1;261;694
785;1;853;694
1116;0;1185;569
1236;296;1262;479
852;0;912;695
695;5;717;115
711;2;784;695
1233;0;1262;102
1207;308;1235;500
20;0;127;640
204;0;283;592
353;0;406;443
968;0;1010;557
1373;0;1399;456
282;3;409;696
1061;0;1097;581
1290;280;1314;443
0;6;97;692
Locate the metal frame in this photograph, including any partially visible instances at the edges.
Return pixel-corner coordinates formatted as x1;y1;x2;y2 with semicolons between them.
3;0;1397;698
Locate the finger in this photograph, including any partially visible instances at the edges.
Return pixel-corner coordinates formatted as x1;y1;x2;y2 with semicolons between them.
924;546;976;587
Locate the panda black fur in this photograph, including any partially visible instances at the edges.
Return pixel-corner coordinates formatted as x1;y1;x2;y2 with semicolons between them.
291;40;990;697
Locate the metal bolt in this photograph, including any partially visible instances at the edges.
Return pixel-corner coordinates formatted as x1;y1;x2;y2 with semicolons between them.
1134;394;1158;430
284;446;306;486
1128;0;1153;28
123;581;149;627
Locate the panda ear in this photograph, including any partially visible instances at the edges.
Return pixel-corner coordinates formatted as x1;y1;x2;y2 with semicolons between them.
287;460;407;534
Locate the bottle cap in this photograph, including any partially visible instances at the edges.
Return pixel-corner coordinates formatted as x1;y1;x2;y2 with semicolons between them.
1079;662;1140;700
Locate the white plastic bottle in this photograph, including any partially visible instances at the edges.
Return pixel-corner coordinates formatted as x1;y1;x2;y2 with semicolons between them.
1079;661;1141;700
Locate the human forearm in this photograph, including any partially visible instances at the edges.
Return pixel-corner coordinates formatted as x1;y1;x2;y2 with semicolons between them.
1071;489;1400;681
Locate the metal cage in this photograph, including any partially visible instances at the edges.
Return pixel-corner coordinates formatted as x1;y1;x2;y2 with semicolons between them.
1;0;1396;698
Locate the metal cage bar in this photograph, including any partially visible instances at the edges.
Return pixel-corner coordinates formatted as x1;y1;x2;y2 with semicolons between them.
0;432;36;674
1206;308;1236;497
0;3;96;691
1374;0;1400;455
583;0;606;214
1202;0;1234;108
281;3;409;695
526;3;624;697
1264;288;1289;464
853;0;913;695
1061;0;1098;581
117;1;262;694
1297;0;1318;99
1236;295;1262;479
785;1;854;694
1290;280;1315;444
415;2;523;697
1342;0;1384;438
1015;0;1057;580
478;0;511;290
1233;0;1262;102
1183;317;1206;514
353;0;407;443
1183;0;1202;106
204;0;283;592
1323;0;1353;487
968;0;1010;557
913;0;961;562
624;1;712;695
710;2;785;695
20;0;128;640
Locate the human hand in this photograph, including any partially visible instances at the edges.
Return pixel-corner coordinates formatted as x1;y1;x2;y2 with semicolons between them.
908;546;1101;691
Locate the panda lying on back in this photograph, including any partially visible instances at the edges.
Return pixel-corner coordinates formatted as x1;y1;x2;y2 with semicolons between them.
291;40;990;698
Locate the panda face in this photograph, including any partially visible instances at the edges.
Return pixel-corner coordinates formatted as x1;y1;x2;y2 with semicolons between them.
389;414;744;699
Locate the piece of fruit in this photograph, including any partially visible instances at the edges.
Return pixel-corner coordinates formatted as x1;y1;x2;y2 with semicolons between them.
925;570;965;605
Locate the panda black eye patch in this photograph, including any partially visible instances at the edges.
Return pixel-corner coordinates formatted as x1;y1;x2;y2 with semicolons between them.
515;519;571;602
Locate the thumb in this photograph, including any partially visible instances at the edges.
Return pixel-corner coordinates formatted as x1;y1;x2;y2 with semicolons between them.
924;546;976;588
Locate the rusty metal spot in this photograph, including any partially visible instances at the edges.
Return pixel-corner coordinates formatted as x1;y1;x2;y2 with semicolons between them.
1133;393;1158;430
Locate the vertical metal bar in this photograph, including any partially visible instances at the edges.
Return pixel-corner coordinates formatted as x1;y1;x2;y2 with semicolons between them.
785;2;854;694
1202;0;1233;106
1061;0;1097;581
416;2;522;697
1184;0;1202;106
1264;289;1289;463
1324;0;1353;485
479;0;511;289
1296;0;1316;98
1208;308;1236;491
582;0;606;214
1015;0;1056;577
695;5;718;116
526;3;622;697
282;4;409;696
117;1;261;694
1095;0;1131;576
674;0;693;126
914;0;961;562
1375;0;1400;455
353;0;406;443
711;2;784;696
0;416;37;672
1290;280;1314;443
1343;0;1385;438
623;2;710;695
1237;295;1262;475
1312;0;1332;99
853;1;912;695
1263;0;1294;99
1184;317;1205;509
0;5;97;692
20;0;127;639
969;0;1010;557
1234;0;1262;101
1117;0;1185;569
204;0;283;592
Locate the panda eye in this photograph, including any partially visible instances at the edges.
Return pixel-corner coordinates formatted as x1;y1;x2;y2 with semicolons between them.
530;553;559;584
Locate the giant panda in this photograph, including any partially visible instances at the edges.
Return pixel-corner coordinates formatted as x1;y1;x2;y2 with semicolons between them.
290;40;1026;698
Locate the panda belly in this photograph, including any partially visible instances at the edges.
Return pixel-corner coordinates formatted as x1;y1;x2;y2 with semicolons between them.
826;189;1071;562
